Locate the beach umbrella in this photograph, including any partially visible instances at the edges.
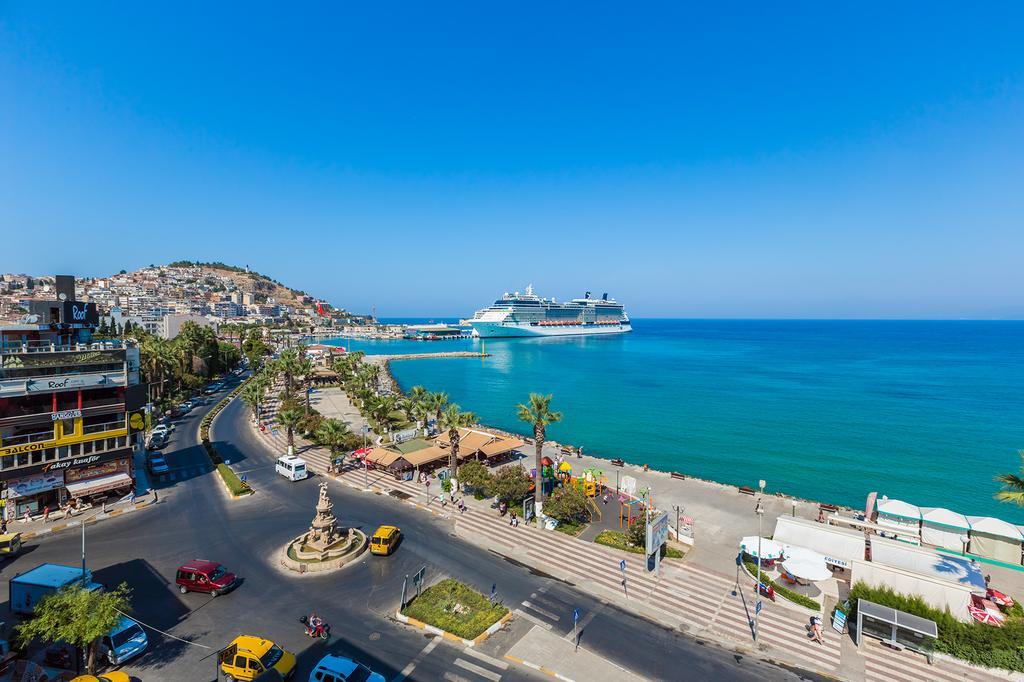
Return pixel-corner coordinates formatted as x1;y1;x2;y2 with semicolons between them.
541;456;554;467
558;461;573;472
739;537;783;560
781;545;832;582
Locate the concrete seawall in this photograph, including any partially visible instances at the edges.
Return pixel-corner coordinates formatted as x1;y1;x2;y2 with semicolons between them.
364;352;488;393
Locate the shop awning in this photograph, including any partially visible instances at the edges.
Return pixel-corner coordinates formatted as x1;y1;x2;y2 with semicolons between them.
65;473;132;498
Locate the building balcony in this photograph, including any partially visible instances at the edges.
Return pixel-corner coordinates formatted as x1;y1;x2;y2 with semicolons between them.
0;338;131;356
0;402;126;429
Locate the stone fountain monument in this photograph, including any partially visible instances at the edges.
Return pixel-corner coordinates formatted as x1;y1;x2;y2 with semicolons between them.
281;481;367;573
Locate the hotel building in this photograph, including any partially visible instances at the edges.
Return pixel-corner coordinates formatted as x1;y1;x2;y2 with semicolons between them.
0;276;146;519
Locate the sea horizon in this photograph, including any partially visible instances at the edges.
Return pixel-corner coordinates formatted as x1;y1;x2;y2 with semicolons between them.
321;318;1024;524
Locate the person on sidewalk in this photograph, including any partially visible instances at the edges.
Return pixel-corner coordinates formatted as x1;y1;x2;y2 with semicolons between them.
41;506;50;523
21;508;31;524
1;518;7;534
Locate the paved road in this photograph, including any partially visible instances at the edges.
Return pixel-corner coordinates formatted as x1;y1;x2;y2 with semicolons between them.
0;374;825;682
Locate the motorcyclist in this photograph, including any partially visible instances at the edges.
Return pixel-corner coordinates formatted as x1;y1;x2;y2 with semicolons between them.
306;611;325;638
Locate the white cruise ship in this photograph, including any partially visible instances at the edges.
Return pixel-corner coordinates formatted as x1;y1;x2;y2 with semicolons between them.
468;285;632;338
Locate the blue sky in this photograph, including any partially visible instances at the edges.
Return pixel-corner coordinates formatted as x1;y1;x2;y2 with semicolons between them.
2;3;1023;318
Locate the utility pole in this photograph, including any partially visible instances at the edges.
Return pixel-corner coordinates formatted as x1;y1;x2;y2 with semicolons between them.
754;479;766;642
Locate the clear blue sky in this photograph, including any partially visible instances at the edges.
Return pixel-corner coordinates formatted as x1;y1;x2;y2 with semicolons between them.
2;3;1023;318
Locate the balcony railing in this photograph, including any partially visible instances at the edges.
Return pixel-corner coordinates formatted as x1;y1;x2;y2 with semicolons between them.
82;419;125;435
0;428;54;447
0;339;133;355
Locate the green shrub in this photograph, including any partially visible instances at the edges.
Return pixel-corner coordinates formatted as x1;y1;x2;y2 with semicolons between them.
216;463;252;496
594;530;684;559
402;578;507;640
848;582;1024;671
544;485;589;524
742;559;820;610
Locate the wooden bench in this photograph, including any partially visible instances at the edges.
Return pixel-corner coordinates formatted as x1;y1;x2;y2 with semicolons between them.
738;485;755;495
671;471;686;480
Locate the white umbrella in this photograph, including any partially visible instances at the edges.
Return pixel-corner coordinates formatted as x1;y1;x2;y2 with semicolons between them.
739;536;784;560
781;545;832;582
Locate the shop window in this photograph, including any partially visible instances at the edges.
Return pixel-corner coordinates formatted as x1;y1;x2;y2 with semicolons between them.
106;438;116;450
82;440;93;454
116;436;127;448
30;451;42;465
44;448;56;462
56;446;68;460
69;443;80;456
16;453;28;467
0;455;12;470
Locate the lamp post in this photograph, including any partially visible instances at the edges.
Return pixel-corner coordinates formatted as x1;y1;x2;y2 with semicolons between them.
754;479;766;642
791;499;797;517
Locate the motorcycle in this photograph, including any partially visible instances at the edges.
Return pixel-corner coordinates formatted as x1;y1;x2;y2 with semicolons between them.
299;615;331;640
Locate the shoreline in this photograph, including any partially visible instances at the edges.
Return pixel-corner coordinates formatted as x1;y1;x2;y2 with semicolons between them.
376;354;856;515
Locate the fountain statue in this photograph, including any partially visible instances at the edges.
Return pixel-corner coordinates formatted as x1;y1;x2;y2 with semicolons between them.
281;481;367;572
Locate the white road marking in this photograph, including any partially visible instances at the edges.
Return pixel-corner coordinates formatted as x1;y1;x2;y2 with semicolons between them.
462;647;509;670
521;600;560;621
513;608;553;630
393;635;440;682
454;658;503;681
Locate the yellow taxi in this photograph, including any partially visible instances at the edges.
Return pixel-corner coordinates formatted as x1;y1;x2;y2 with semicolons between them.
71;674;130;682
219;635;296;681
370;525;401;556
0;532;22;559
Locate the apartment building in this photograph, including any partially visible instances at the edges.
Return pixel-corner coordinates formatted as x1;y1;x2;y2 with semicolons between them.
0;276;145;520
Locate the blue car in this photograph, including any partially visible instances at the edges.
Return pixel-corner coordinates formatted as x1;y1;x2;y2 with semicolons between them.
101;616;148;666
309;654;385;682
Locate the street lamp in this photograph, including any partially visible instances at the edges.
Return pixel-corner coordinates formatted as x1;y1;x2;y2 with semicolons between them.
791;499;797;518
754;479;766;642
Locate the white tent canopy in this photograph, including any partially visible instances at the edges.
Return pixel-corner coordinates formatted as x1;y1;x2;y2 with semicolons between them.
871;536;986;591
967;516;1023;564
877;498;922;520
920;507;971;551
773;516;864;568
739;537;784;560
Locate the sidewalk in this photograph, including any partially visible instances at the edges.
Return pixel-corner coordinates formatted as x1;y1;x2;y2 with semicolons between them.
12;494;156;542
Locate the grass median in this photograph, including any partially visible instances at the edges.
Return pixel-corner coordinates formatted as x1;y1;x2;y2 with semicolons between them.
401;578;508;640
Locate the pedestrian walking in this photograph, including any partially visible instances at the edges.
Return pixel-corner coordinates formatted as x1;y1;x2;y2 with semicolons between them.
509;511;516;526
61;504;71;520
21;508;30;524
41;506;50;523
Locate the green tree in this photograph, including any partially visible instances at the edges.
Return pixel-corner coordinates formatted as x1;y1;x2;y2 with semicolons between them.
427;391;449;433
240;382;265;422
16;583;132;673
456;459;493;495
316;418;354;467
995;451;1024;506
276;348;302;399
438;404;477;483
368;394;400;436
277;407;304;455
516;393;563;507
295;356;315;414
490;465;533;505
544;484;589;524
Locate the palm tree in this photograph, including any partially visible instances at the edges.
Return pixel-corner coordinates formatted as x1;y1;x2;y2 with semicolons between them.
517;393;563;508
316;419;353;470
439;404;477;484
369;395;399;437
407;386;431;435
995;451;1024;506
240;382;264;422
295;357;315;414
277;407;304;456
427;392;449;435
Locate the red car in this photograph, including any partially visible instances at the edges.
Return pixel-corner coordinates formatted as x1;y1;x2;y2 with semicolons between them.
175;560;239;597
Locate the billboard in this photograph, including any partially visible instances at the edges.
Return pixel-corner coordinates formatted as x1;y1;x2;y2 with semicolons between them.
646;510;670;555
61;301;98;326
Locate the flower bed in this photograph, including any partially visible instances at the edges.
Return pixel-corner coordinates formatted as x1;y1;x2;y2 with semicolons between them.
401;578;508;640
594;530;684;559
742;558;819;610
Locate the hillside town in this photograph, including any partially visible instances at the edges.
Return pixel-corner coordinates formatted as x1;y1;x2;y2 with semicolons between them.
0;262;375;339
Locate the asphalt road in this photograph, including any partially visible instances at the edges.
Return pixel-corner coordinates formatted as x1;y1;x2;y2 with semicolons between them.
0;374;827;682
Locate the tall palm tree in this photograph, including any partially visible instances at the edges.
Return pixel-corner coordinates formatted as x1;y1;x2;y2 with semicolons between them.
240;382;264;422
277;407;304;456
439;404;477;485
517;393;563;508
995;451;1024;506
295;357;315;414
369;395;399;437
316;418;353;470
407;386;431;435
276;348;301;399
427;392;449;435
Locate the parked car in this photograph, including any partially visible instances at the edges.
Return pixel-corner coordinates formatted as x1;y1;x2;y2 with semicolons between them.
147;432;168;450
176;560;240;596
148;454;169;476
71;674;131;682
309;654;386;682
151;424;171;438
99;616;148;665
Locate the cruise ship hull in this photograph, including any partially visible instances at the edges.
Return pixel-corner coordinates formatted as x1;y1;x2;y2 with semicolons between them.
470;321;632;338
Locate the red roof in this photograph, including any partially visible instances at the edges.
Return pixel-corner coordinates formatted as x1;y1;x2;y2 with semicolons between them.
178;560;222;573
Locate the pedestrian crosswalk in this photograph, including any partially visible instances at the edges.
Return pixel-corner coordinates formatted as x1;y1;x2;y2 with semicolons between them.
862;638;1004;682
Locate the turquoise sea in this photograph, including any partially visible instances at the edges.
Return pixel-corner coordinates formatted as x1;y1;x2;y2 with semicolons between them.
323;320;1024;521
